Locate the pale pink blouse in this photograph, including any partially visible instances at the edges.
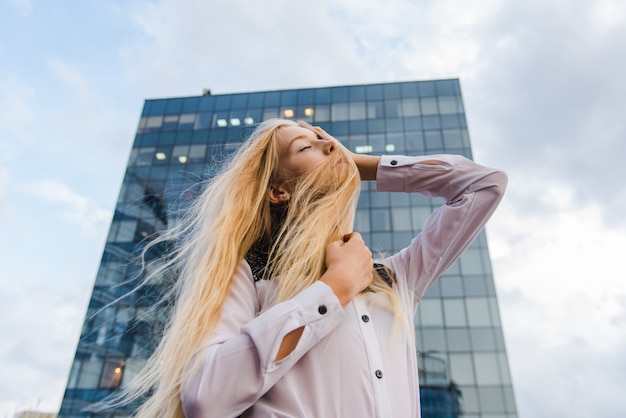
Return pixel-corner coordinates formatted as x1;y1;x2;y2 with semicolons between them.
181;155;507;417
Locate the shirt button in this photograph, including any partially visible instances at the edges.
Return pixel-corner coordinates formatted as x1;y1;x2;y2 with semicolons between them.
361;315;370;323
318;305;327;315
375;369;383;379
390;160;398;166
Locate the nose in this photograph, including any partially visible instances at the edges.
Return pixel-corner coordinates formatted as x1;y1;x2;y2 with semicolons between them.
322;139;336;155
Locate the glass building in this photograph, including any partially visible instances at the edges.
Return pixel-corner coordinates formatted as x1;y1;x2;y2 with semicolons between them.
59;79;517;417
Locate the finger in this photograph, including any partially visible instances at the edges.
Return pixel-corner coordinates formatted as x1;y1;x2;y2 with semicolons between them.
344;232;364;243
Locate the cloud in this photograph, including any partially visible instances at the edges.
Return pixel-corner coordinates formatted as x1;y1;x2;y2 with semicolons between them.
0;266;91;415
7;0;32;16
462;0;626;227
47;59;97;103
119;0;369;96
487;178;626;416
0;75;35;149
0;166;10;217
2;0;625;416
19;179;111;236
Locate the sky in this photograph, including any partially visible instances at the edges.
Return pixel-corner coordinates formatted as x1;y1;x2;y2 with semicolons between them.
0;0;625;416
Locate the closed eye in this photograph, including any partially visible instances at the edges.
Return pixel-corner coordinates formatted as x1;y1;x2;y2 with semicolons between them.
299;145;311;152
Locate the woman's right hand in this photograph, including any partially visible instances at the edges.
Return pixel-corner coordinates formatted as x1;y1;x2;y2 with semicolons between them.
321;232;374;307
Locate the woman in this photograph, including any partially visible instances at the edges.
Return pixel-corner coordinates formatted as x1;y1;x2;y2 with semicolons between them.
127;118;507;417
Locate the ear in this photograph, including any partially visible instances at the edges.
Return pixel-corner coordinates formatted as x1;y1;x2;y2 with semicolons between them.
268;183;290;205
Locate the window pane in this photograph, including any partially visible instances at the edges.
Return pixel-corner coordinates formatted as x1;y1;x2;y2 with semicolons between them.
100;358;125;389
474;352;502;385
314;104;330;122
478;387;506;413
349;102;367;120
400;98;421;116
331;103;349;121
418;298;443;327
391;208;412;231
76;359;102;388
460;249;485;275
470;328;497;351
121;358;147;387
371;209;390;230
438;96;459;114
446;328;471;352
411;206;431;228
443;298;467;326
422;328;446;351
440;275;464;297
421;97;438;115
466;298;492;327
448;353;475;385
354;209;371;232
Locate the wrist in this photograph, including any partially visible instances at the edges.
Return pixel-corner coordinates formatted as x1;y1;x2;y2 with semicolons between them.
320;267;355;307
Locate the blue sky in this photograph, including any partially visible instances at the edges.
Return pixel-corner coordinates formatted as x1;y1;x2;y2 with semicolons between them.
1;0;626;416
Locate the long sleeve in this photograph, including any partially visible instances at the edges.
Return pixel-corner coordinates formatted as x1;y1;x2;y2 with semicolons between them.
180;262;344;418
377;154;507;305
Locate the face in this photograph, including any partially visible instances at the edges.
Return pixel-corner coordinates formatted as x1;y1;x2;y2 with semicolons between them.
276;125;342;177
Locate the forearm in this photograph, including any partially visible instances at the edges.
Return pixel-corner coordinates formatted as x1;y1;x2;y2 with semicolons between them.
351;153;380;181
181;281;344;416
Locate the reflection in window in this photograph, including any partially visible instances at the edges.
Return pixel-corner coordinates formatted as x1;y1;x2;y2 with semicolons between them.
439;95;463;114
173;145;189;164
192;112;211;130
466;298;492;327
368;101;383;119
446;328;471;352
331;103;349;121
448;353;476;385
121;357;147;387
162;115;179;131
179;113;195;130
421;97;439;115
263;108;279;121
391;208;412;231
400;98;420;117
460;249;485;275
418;298;444;327
76;359;103;389
349;102;367;120
100;358;125;389
188;144;206;163
314;104;330;122
422;328;446;351
143;116;163;132
443;299;467;327
354;209;371;232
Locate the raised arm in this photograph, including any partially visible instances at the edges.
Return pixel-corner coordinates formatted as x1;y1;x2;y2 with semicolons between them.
376;154;507;304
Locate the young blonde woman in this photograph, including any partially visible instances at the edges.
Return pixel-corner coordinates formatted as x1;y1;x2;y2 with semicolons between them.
123;118;507;417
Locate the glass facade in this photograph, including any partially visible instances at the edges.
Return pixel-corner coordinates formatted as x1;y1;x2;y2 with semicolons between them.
59;80;517;417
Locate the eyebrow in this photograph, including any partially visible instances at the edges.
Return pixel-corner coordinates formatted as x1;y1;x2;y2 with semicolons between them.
289;134;308;146
287;132;315;148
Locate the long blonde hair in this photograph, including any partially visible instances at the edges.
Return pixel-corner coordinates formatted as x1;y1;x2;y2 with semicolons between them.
113;118;403;417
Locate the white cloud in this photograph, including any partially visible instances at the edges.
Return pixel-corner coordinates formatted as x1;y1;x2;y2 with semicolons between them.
119;0;369;96
488;177;626;416
0;75;35;149
47;59;97;103
0;166;10;216
19;179;111;236
2;0;626;416
0;267;91;415
7;0;32;16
